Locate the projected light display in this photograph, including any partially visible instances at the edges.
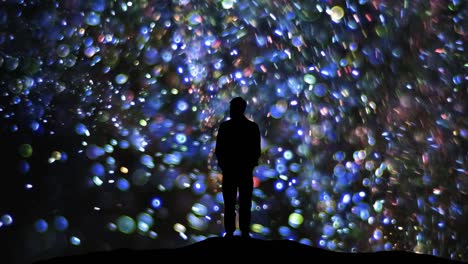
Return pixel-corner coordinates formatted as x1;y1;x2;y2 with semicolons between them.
0;0;466;263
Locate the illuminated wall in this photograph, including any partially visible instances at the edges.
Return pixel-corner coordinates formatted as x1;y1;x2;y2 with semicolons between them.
0;0;465;262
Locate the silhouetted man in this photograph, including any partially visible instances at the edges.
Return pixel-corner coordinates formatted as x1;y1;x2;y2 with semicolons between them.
215;97;261;238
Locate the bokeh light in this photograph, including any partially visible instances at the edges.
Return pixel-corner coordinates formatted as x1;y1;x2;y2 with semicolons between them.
0;0;466;263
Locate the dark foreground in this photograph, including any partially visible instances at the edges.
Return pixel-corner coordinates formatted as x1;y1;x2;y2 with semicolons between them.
34;237;465;264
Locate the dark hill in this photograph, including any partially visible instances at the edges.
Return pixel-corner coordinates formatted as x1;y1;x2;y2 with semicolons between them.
34;237;465;264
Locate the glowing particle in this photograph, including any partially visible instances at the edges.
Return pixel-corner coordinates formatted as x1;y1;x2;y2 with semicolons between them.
359;207;370;221
120;167;129;174
85;12;100;26
365;160;374;171
375;25;387;37
333;151;345;161
161;51;172;62
270;101;288;119
56;44;70;58
107;223;117;231
187;12;202;25
18;144;32;158
312;83;328;98
188;213;207;231
373;229;383;240
93;176;103;186
91;0;105;12
140;155;154;168
115;74;128;84
35;219;48;233
149;231;158;238
373;200;384;213
333;164;346;178
276;163;286;174
362;178;370;186
138;222;149;232
283;150;293;160
90;162;105;176
300;239;312;246
139;119;147;127
84;46;97;57
137;213;153;232
70;236;81;246
278;226;291;237
192;181;206;194
18;160;30;174
349;42;358;51
342;194;351;204
375;168;383;177
452;75;462;85
175;174;191;189
329;6;345;22
384;242;392;251
174;223;186;233
274;181;284;191
1;214;13;226
116;178;130;191
116;215;136;234
292;36;303;48
104;144;114;153
252;223;264;233
54;216;69;231
86;145;105;159
119;140;130;149
175;133;187;144
29;121;39;131
319;240;326;247
143;47;158;65
327;241;336;250
323;224;335;237
382;217;391;225
222;0;234;9
51;151;62;162
357;150;366;160
75;123;90;136
4;56;19;71
151;198;161;208
163;153;182;165
288;212;304;228
192;203;208;216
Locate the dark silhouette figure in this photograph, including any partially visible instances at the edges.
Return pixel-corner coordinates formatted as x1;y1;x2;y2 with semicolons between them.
215;97;261;238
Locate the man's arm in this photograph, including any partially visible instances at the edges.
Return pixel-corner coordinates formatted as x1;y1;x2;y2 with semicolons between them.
215;124;225;169
253;123;261;164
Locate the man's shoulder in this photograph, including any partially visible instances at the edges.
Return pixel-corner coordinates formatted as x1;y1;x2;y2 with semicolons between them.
247;119;259;129
220;120;231;126
218;120;232;131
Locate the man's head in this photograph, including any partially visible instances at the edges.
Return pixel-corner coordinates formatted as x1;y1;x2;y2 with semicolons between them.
229;97;247;119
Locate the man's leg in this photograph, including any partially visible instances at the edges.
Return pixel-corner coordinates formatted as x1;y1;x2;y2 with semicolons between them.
222;174;237;237
238;170;253;237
